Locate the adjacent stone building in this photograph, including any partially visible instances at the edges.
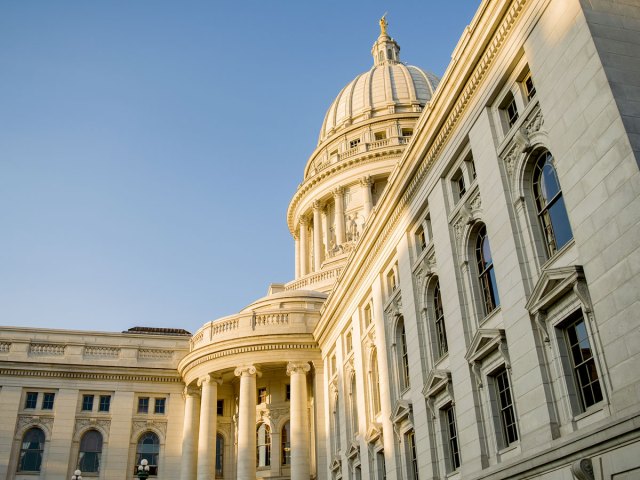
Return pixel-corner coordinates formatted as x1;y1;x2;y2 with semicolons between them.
1;0;639;479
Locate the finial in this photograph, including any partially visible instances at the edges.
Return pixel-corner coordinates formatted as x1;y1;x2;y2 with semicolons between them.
379;13;388;36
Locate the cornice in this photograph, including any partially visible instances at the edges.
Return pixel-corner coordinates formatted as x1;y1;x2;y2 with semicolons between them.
0;367;183;383
315;0;529;345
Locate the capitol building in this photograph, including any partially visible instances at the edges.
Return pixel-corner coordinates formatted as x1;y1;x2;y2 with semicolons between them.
2;0;640;479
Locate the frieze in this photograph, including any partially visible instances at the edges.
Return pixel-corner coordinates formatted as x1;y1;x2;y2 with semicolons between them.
139;348;173;360
29;343;65;356
74;417;111;437
16;414;54;436
132;419;167;437
0;368;182;383
84;346;120;358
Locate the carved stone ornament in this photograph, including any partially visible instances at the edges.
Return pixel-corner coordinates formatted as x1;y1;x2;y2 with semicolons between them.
198;374;223;387
183;385;201;398
287;361;311;376
133;420;167;437
16;415;54;436
570;457;594;480
74;418;111;438
234;365;262;377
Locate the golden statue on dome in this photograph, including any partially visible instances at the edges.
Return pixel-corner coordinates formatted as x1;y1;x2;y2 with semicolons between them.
379;13;388;36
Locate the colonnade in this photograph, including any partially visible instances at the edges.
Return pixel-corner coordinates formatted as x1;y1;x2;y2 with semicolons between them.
180;362;311;480
294;177;374;278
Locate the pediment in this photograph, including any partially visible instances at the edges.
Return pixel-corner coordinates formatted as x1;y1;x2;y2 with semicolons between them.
365;423;383;444
330;456;342;472
346;440;360;460
422;369;451;399
525;265;585;315
465;329;505;365
391;399;412;425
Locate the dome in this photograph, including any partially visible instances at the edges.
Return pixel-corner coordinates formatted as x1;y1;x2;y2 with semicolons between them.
318;19;439;145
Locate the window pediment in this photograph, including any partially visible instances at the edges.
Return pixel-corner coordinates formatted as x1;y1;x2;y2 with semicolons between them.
346;440;360;460
422;369;451;400
391;399;412;425
365;423;383;444
330;456;342;472
465;329;506;365
525;265;587;315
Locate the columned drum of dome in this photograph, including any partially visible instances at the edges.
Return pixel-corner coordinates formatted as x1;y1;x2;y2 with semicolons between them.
286;19;440;294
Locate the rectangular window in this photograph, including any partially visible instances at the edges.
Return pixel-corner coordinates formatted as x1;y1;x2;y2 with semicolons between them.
137;397;150;414
217;399;224;416
82;394;94;411
257;388;268;405
364;304;372;327
25;392;38;409
401;128;413;137
452;168;466;201
444;405;461;471
345;330;353;353
387;269;397;293
374;131;386;140
376;451;387;480
495;369;518;447
99;395;111;412
406;430;419;480
41;393;55;410
154;397;166;414
565;314;603;410
285;384;291;402
349;138;361;149
524;73;536;101
505;95;519;127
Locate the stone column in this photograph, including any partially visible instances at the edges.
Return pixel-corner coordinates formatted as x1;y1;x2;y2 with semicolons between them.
333;187;345;246
294;234;300;279
287;361;311;480
322;207;331;256
197;374;221;480
180;386;201;480
313;201;323;271
361;176;373;217
299;217;308;277
235;365;261;480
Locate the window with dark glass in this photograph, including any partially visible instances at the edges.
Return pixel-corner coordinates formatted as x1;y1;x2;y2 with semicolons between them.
398;320;410;390
82;394;94;412
524;73;536;101
565;313;603;410
154;398;166;414
504;94;519;127
25;392;38;409
349;138;361;149
452;168;466;201
18;427;45;472
401;128;413;137
416;226;426;253
533;151;573;256
444;405;461;471
135;432;159;475
42;392;55;410
407;430;419;480
281;421;291;465
476;225;500;315
495;369;518;447
137;397;150;414
433;282;449;358
215;434;224;477
256;423;271;467
78;430;103;473
374;131;387;140
377;450;387;480
217;399;224;416
99;395;111;412
285;384;291;402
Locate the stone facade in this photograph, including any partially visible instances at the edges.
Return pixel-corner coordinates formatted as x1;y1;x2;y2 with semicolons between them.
1;0;639;479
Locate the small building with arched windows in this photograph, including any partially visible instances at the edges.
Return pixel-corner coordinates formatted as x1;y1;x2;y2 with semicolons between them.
2;0;640;479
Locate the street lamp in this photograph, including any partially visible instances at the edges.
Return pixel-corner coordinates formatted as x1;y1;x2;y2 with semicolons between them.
71;470;82;480
137;458;150;480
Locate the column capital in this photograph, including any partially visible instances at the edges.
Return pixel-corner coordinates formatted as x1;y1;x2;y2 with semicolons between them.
298;216;308;226
183;385;201;399
287;361;311;376
197;374;223;387
312;199;323;211
333;186;344;198
234;365;262;378
360;175;373;187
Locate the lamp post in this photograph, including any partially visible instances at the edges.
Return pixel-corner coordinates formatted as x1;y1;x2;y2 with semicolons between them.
71;470;82;480
137;459;150;480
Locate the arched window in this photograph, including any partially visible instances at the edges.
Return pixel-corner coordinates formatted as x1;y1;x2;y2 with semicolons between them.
136;432;159;475
281;421;291;466
433;281;449;358
397;319;410;390
533;151;573;256
78;429;103;473
349;373;359;437
215;433;224;477
18;427;44;472
256;423;271;467
370;350;381;416
475;225;500;315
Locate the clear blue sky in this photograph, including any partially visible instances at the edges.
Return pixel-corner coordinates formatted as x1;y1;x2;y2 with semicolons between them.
0;1;479;334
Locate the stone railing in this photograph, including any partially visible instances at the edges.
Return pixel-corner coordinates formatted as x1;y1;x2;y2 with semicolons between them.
84;346;120;358
29;343;65;356
0;342;10;353
139;348;173;360
285;265;343;291
253;312;289;328
369;138;390;149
